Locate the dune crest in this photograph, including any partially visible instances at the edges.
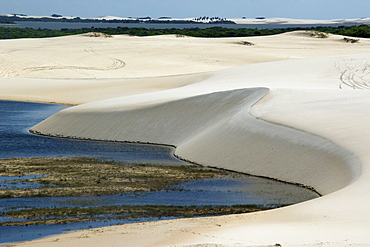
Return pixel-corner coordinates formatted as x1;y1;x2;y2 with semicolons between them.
31;87;359;195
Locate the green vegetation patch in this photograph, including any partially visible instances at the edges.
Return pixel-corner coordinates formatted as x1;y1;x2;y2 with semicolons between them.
1;25;370;39
0;157;229;198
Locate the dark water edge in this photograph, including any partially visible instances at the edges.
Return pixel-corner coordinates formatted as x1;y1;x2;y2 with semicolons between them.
0;100;319;245
0;217;178;246
0;176;319;245
0;21;363;30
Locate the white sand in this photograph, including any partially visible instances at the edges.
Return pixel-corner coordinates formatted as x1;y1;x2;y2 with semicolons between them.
1;25;370;246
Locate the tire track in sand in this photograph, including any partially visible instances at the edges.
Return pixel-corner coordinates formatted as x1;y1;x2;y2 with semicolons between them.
22;48;126;74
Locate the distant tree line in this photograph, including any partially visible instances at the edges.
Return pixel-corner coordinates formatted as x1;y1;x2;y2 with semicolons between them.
0;20;14;24
0;25;370;39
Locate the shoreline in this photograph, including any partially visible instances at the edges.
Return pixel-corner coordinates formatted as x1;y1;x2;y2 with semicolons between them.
174;153;322;196
29;128;322;196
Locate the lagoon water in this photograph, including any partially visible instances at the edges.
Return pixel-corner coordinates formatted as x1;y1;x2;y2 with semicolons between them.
0;100;319;244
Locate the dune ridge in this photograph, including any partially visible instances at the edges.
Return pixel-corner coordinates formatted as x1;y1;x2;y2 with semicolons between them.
31;87;359;195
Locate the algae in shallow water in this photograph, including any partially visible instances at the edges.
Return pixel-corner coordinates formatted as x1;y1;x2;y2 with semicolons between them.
3;204;263;226
0;157;229;198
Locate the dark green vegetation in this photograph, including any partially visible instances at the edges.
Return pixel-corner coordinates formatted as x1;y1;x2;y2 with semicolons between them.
0;20;14;24
0;157;229;198
0;25;370;39
3;205;261;226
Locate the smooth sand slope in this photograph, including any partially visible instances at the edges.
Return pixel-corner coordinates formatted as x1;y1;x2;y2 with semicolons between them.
1;30;370;246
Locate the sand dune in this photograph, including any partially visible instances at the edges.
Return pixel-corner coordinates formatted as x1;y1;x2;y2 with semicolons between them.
2;30;370;246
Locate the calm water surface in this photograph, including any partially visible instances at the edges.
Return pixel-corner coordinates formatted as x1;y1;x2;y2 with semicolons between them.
0;100;319;244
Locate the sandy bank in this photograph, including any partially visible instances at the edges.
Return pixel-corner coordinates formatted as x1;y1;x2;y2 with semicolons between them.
30;86;360;195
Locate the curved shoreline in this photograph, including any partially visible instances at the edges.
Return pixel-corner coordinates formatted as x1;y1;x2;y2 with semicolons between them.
30;87;359;195
29;128;322;196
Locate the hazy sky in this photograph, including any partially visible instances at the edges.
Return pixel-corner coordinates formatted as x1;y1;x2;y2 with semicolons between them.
1;0;369;19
